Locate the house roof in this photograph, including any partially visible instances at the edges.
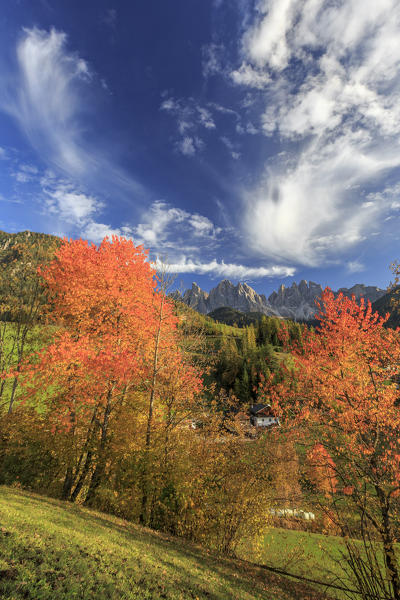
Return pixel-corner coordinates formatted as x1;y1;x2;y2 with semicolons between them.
250;404;271;415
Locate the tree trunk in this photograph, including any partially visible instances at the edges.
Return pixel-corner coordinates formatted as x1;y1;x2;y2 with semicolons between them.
376;485;400;600
62;465;74;500
84;392;112;506
71;450;93;502
140;295;164;525
7;375;19;415
70;407;98;502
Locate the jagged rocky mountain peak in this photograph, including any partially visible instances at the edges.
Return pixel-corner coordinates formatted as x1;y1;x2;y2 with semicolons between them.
298;279;308;293
176;279;386;321
337;284;385;303
179;278;278;316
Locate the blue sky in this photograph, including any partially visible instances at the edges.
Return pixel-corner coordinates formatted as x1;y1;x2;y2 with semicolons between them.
1;0;400;296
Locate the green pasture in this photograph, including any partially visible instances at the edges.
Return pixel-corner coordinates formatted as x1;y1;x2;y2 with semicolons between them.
0;486;321;600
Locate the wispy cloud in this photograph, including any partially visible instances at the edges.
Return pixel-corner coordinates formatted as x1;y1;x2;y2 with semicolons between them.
160;96;216;155
11;163;39;183
347;260;365;274
154;256;295;279
230;62;271;89
136;201;295;279
2;28;91;175
1;27;147;201
178;136;202;156
231;0;400;266
103;8;117;29
220;136;241;159
39;171;125;242
202;43;225;78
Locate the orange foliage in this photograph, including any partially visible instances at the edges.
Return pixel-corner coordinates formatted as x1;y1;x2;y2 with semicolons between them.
16;236;203;505
24;237;159;425
306;443;338;497
261;288;400;496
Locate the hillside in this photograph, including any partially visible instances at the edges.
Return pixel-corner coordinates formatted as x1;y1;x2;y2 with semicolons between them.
208;306;265;327
0;487;320;600
0;229;61;260
372;287;400;328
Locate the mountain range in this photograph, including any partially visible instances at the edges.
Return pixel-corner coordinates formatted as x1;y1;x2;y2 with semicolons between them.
173;280;387;322
0;230;390;323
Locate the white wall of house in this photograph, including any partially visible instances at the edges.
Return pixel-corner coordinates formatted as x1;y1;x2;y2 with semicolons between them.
255;416;279;426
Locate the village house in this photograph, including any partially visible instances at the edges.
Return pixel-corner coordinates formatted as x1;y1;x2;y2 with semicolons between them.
249;404;280;428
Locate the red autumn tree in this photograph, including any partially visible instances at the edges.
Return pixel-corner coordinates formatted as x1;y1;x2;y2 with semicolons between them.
23;236;162;501
259;289;400;599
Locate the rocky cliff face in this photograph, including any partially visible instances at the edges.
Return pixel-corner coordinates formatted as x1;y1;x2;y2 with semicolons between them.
176;280;278;316
337;284;385;304
268;280;323;320
181;283;209;314
175;280;386;321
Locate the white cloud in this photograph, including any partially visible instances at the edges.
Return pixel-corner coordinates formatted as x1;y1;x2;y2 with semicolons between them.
0;147;7;159
233;0;400;266
366;183;400;212
39;172;124;245
202;43;224;78
179;137;196;156
197;107;215;129
243;132;395;265
133;201;221;251
160;98;178;112
246;122;258;135
1;27;146;202
47;189;99;224
20;164;38;174
42;176;102;226
230;62;271;88
347;260;365;274
154;256;295;279
13;172;30;183
207;102;239;118
220;136;241;159
11;163;40;183
82;221;126;243
161;97;218;154
2;28;91;175
244;0;298;70
188;213;220;236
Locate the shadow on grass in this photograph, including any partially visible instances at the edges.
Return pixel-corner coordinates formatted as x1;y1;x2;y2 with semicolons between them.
0;487;325;600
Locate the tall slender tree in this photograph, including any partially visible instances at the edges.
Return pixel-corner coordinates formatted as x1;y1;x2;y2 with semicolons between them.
26;236;159;502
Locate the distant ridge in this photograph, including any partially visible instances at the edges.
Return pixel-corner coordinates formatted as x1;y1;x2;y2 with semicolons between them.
371;287;400;328
174;280;386;322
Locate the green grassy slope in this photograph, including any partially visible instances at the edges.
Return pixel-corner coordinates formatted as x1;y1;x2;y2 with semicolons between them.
248;526;391;600
0;487;321;600
257;528;349;598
